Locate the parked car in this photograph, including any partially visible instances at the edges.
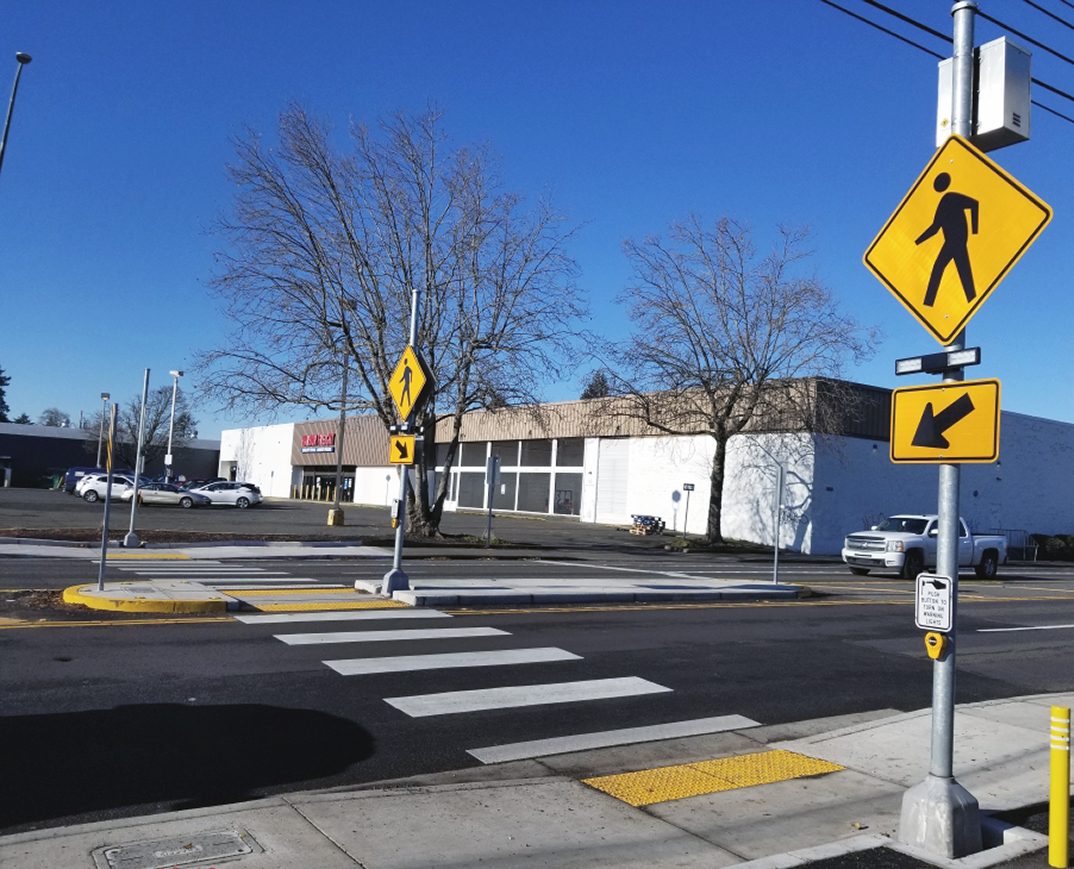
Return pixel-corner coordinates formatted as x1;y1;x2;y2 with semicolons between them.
63;466;105;494
180;477;226;490
120;482;212;508
841;514;1008;579
78;473;138;503
191;481;263;508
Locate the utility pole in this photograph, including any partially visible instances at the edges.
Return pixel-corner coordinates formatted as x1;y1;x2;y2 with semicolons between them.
898;1;983;859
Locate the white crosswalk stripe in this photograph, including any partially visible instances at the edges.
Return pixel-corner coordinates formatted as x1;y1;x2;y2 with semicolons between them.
276;626;507;645
236;609;452;624
325;647;582;676
385;677;671;718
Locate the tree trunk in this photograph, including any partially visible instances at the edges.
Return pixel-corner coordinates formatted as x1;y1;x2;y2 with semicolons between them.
706;436;728;544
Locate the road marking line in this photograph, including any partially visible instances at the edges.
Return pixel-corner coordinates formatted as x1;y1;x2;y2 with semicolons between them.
385;676;670;717
977;623;1074;633
277;627;508;645
583;750;844;807
468;714;762;764
235;608;445;624
327;646;579;676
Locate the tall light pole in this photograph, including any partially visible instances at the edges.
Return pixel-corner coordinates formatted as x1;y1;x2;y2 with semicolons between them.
165;370;183;483
0;52;32;179
95;392;110;467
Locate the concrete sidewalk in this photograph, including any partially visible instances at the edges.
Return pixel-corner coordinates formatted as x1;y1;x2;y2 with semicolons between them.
2;694;1066;869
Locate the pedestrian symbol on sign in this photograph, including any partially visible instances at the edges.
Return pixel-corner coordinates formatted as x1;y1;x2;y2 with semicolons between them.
915;172;979;307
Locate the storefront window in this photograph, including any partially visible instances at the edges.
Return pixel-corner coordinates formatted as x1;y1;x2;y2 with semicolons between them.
556;438;584;467
520;439;553;467
553;473;583;515
517;472;550;512
458;441;487;467
491;440;518;466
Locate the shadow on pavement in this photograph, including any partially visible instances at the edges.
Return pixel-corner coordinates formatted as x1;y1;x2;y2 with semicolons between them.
0;703;375;832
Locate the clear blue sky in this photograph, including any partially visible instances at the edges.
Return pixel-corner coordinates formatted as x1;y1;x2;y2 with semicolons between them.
2;1;1072;440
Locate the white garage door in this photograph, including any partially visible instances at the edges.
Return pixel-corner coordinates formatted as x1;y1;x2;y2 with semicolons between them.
594;438;630;525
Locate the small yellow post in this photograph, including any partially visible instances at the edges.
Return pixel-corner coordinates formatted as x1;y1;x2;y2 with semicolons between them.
1050;705;1070;868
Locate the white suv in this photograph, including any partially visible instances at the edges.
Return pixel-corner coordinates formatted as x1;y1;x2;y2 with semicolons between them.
78;473;136;502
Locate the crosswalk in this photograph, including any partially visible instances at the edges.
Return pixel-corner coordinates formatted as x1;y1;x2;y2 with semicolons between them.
235;604;760;763
109;558;762;762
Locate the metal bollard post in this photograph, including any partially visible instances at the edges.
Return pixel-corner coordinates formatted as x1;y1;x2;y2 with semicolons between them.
1050;706;1070;868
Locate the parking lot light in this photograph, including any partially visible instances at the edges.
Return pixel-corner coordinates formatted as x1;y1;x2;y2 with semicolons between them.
166;370;183;483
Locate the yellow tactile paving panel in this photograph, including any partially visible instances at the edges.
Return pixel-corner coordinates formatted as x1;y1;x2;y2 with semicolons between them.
583;749;845;807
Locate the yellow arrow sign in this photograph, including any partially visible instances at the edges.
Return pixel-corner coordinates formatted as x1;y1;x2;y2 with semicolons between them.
389;345;431;421
865;136;1051;345
389;434;416;465
890;378;1000;464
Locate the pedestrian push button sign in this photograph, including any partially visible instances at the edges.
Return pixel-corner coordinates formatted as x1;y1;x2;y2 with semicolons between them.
864;136;1051;345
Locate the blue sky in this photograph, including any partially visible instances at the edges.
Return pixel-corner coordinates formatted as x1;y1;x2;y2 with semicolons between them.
2;1;1072;439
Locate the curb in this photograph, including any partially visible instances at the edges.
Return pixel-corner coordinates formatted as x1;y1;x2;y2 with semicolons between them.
62;583;233;614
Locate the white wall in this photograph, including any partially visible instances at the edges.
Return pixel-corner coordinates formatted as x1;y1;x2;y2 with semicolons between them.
219;423;295;499
586;435;714;535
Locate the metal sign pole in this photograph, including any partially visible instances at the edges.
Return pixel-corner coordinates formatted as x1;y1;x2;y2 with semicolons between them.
123;369;150;549
772;465;784;584
96;404;118;591
898;1;982;858
382;285;422;596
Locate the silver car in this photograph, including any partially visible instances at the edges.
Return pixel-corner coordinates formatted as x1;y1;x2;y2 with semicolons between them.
120;482;212;509
192;481;263;508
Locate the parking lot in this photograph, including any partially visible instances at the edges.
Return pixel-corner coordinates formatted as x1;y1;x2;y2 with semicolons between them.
0;486;679;553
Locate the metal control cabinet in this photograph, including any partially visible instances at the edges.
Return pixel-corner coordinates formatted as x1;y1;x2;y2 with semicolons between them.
936;36;1031;151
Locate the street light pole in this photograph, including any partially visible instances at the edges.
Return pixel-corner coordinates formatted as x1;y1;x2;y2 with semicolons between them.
0;52;32;179
165;370;183;483
96;392;110;467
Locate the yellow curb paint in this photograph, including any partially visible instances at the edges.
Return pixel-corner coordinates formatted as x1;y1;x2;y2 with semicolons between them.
62;584;229;614
252;600;410;611
583;750;845;807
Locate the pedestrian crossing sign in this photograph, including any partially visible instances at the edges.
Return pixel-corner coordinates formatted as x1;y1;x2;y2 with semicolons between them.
388;345;432;422
864;136;1051;345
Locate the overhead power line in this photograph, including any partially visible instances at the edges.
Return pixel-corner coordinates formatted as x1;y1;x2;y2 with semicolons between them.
820;0;1074;126
1021;0;1074;33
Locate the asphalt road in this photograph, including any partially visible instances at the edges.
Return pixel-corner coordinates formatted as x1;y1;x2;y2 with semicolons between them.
4;548;1074;834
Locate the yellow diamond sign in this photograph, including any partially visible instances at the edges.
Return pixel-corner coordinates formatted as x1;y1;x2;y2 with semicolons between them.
389;345;432;421
890;378;1000;464
865;136;1051;345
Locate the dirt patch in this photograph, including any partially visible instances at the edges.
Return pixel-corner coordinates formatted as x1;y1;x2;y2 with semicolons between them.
0;589;228;622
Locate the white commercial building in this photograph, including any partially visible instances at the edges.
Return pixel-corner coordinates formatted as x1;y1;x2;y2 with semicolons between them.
218;380;1074;555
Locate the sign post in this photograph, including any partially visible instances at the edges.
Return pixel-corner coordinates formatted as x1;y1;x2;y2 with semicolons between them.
377;311;433;595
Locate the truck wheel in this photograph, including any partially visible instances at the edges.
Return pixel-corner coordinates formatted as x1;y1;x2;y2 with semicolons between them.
849;567;870;576
975;551;999;579
901;550;924;580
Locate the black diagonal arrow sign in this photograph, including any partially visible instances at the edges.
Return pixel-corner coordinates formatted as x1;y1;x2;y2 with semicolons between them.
912;393;975;449
393;439;410;460
890;379;1000;464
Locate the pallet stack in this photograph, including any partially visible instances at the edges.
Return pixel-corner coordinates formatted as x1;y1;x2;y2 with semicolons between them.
630;514;665;536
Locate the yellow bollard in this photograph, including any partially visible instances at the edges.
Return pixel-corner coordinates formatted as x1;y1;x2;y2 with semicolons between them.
1051;705;1070;868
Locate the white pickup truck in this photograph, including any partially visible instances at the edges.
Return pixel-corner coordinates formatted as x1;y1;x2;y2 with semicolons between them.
841;514;1007;579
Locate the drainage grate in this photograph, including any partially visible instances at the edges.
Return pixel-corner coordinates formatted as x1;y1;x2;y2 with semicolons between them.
92;829;258;869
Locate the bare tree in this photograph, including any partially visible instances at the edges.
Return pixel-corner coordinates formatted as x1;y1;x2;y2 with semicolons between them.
38;407;71;427
83;387;196;471
198;103;587;535
603;216;878;544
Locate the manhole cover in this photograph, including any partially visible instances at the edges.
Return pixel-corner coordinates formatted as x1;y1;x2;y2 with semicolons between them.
92;829;258;869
